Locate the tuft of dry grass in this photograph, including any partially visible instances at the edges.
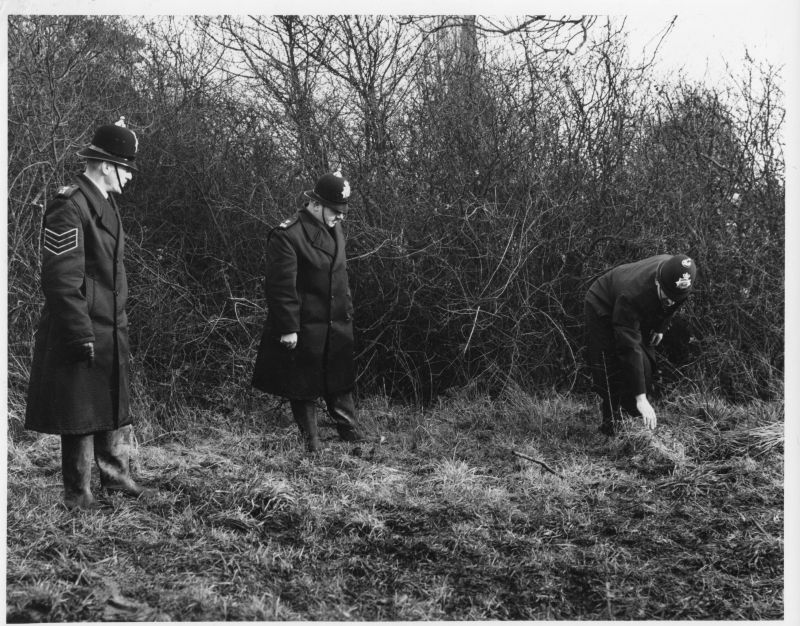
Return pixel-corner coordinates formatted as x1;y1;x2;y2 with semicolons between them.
6;391;783;621
722;421;784;458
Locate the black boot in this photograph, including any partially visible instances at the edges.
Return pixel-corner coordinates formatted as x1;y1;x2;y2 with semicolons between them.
599;397;618;437
61;435;98;510
95;425;148;498
599;420;615;436
326;393;367;443
290;400;323;453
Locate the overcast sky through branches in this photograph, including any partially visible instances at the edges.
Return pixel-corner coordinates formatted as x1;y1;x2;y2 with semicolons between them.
622;11;789;84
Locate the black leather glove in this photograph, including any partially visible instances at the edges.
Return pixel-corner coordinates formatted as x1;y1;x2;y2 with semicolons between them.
70;342;95;367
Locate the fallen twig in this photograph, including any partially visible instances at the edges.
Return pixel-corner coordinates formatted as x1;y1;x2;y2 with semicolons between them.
512;450;564;478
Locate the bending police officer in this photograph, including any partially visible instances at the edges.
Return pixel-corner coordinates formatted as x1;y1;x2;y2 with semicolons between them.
584;254;698;435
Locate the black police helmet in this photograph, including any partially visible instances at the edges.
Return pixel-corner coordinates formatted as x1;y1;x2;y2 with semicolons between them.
657;254;697;301
77;117;139;171
303;172;351;213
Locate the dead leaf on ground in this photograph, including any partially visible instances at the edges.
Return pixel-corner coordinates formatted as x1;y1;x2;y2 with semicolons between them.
102;579;172;622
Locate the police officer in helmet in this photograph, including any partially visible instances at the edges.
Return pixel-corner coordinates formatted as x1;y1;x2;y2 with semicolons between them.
25;118;151;509
584;254;698;435
253;172;372;453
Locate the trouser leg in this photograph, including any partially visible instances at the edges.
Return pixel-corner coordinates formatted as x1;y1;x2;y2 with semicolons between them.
325;392;365;443
94;425;144;497
61;434;97;510
597;358;626;435
585;302;623;435
601;393;621;425
289;399;322;453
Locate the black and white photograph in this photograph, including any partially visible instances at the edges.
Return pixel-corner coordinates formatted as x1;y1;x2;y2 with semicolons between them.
3;0;796;621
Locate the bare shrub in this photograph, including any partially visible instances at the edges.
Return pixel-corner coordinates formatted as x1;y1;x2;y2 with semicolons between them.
6;16;784;427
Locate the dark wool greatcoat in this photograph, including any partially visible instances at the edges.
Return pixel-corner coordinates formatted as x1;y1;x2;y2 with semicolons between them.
252;210;356;400
584;254;686;397
25;174;131;435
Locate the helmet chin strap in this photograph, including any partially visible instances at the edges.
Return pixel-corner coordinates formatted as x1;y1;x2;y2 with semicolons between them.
113;164;124;193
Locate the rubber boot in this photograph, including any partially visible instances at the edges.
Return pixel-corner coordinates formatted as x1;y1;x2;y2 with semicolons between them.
290;400;322;453
61;435;98;510
95;425;146;498
326;393;367;443
599;396;618;436
599;419;615;437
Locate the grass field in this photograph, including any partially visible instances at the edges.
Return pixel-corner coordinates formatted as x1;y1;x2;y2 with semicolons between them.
5;388;784;621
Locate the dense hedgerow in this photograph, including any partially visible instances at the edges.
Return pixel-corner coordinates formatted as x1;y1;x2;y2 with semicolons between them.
6;16;784;436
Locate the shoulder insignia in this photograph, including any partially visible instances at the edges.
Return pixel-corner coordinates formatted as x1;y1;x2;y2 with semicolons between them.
56;184;79;198
277;215;299;229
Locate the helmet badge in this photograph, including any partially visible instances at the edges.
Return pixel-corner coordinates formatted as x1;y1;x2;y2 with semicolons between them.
675;272;692;290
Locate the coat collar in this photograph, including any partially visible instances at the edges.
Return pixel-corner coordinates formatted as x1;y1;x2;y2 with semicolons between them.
75;174;119;240
298;208;340;258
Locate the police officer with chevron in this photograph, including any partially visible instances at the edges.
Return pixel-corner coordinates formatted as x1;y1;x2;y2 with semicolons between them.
252;172;370;453
584;254;698;435
25;119;151;509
